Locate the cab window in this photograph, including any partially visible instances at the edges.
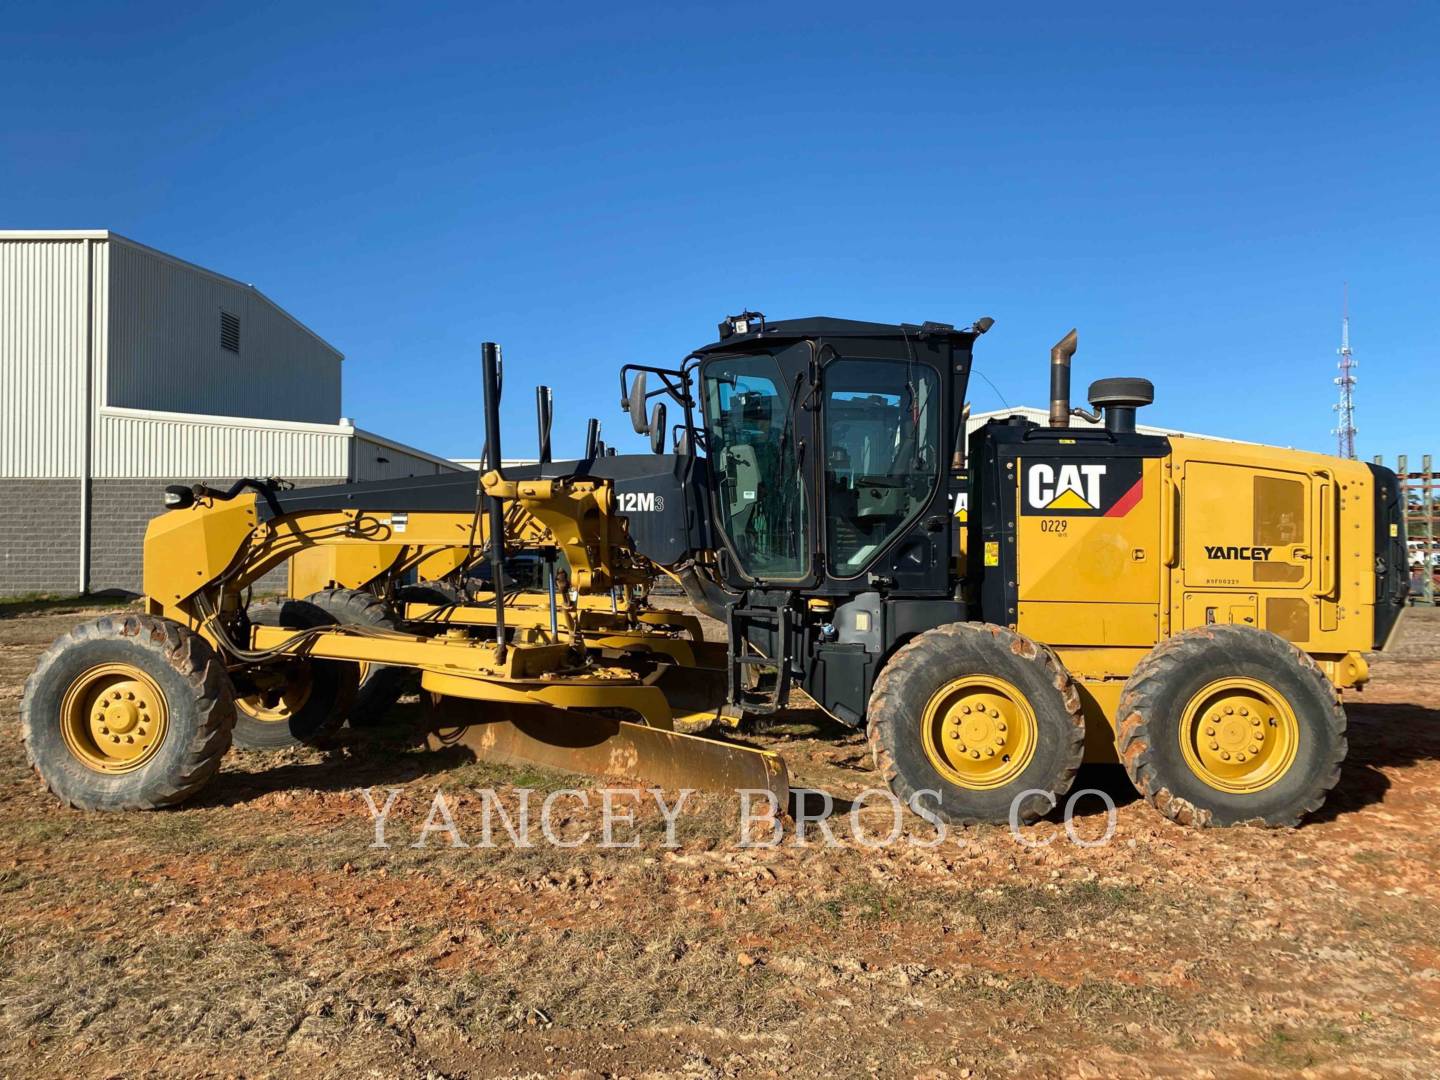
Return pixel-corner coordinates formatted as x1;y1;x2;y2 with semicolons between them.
823;358;941;576
702;354;809;580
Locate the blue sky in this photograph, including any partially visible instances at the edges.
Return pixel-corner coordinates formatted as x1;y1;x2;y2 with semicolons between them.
4;1;1435;463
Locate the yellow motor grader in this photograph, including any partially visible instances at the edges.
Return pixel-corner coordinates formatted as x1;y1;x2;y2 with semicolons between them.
22;319;1409;826
242;397;718;750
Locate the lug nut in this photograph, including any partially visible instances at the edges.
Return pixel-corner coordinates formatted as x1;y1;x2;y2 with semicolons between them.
1249;744;1260;755
1220;751;1231;761
961;706;971;715
1236;752;1247;763
1209;741;1219;751
970;750;981;759
985;747;996;757
1224;706;1234;715
997;722;1007;732
1205;726;1216;737
1251;716;1261;727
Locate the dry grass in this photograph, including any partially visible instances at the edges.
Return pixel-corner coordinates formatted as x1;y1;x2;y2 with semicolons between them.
2;605;1440;1076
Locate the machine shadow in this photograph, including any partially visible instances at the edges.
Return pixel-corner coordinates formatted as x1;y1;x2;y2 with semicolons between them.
1309;701;1440;822
194;699;1437;823
196;702;470;808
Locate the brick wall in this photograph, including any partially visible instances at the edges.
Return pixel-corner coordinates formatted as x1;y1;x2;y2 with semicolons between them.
88;479;170;594
89;477;344;594
0;478;83;596
0;477;343;597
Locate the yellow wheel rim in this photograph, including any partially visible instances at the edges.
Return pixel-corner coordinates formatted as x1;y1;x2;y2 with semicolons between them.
921;674;1037;790
1178;677;1299;794
235;664;313;724
60;663;170;774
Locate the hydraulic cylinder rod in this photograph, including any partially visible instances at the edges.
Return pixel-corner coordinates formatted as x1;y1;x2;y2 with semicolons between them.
482;342;508;662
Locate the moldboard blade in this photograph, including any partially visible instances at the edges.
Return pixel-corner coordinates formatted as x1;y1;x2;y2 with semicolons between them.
426;699;788;805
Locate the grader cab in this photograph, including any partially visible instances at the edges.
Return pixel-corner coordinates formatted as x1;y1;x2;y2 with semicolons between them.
22;315;1409;827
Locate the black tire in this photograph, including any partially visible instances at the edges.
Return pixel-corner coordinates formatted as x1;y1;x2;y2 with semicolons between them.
304;587;411;725
231;599;357;749
868;623;1086;825
20;613;235;810
1115;625;1346;827
396;582;462;607
394;583;463;638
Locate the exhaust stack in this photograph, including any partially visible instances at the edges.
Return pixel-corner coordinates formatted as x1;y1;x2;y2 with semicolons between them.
1048;328;1079;428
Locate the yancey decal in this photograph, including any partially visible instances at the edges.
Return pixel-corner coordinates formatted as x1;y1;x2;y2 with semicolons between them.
1021;458;1144;517
1203;545;1273;561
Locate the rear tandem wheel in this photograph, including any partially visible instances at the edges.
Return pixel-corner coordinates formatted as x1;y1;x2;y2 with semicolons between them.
867;622;1086;826
1115;625;1346;827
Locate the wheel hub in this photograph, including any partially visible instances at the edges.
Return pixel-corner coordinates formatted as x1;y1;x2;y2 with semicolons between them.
61;665;169;773
236;664;313;722
922;675;1037;790
1179;678;1298;794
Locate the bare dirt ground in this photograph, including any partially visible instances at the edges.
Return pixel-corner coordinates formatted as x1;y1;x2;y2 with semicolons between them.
3;601;1440;1079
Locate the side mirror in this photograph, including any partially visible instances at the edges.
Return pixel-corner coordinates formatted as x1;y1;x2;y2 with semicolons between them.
628;371;650;434
649;402;667;454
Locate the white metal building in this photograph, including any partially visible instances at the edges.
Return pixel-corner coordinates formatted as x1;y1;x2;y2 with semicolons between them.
965;406;1248;443
0;230;461;595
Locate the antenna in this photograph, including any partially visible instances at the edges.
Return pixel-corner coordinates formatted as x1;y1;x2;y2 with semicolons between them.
1331;282;1357;459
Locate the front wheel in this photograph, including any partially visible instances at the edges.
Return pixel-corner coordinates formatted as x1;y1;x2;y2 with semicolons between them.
868;623;1086;825
20;613;235;810
231;599;356;750
303;588;412;726
1115;625;1346;827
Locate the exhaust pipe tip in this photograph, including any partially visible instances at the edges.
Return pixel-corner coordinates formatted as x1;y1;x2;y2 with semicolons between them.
1048;328;1078;428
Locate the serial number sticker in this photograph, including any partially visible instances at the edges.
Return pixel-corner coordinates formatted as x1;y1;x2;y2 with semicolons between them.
984;541;1000;567
743;490;756;500
1390;523;1399;537
391;513;408;534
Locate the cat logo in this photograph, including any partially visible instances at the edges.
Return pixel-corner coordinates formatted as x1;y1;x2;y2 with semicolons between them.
1019;457;1144;518
1027;463;1107;511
